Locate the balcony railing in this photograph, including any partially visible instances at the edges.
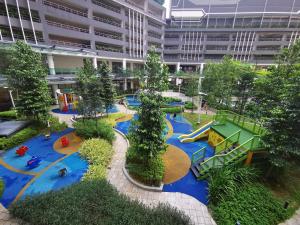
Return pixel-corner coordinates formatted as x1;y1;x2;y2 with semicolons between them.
125;0;144;10
92;0;120;13
46;20;89;33
50;39;91;49
93;15;121;27
95;31;122;40
96;45;123;53
258;38;282;41
43;0;88;17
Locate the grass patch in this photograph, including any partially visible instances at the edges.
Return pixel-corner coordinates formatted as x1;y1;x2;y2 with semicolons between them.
0;110;17;119
9;179;191;225
0;179;4;198
183;112;214;129
98;113;126;127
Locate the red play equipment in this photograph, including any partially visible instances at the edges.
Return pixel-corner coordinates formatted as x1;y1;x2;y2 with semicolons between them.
16;146;29;156
61;136;69;147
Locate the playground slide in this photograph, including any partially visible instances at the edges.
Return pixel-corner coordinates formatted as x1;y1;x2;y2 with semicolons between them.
178;121;213;143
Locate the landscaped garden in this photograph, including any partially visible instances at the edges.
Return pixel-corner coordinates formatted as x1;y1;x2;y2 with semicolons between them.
0;40;299;225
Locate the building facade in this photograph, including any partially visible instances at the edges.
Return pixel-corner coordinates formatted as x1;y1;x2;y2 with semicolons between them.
164;0;300;73
0;0;165;104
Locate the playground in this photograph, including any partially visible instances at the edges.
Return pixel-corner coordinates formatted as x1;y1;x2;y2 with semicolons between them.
0;128;88;208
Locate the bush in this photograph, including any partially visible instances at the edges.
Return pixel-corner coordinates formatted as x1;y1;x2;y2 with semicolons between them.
163;97;182;103
74;119;115;143
184;101;198;110
48;116;68;133
0;127;39;151
208;166;258;205
211;184;288;225
126;148;164;186
79;139;114;180
9;179;191;225
0;179;4;198
161;107;183;113
0;110;17;119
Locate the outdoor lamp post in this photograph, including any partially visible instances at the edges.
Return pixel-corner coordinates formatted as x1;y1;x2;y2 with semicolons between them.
197;76;206;124
4;86;15;108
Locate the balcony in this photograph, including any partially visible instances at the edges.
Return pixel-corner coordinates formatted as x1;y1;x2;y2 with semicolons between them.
93;15;121;27
0;3;41;22
95;30;122;41
43;0;88;18
46;20;89;33
125;0;144;11
92;0;121;14
50;39;91;49
96;43;123;53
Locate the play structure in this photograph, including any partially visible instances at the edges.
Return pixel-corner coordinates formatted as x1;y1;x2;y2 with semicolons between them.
179;122;213;143
26;156;41;169
16;146;29;156
56;89;79;112
178;110;266;179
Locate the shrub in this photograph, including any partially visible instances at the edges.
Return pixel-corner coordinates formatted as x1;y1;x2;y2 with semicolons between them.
0;127;39;151
48;116;68;133
9;179;191;225
161;107;183;113
208;166;259;205
163;97;182;103
211;184;288;225
74;119;115;143
184;101;198;110
0;110;17;119
79;139;114;180
0;179;4;198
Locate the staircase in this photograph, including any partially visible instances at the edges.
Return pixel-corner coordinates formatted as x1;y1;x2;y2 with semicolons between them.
191;135;261;179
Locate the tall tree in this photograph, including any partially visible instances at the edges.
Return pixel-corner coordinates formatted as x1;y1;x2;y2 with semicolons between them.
98;62;115;115
250;40;300;168
185;76;199;113
76;59;103;119
6;41;51;120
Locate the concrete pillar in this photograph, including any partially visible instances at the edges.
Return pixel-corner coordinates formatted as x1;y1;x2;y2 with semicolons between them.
93;57;98;69
122;59;127;70
124;78;128;91
47;54;55;75
108;61;113;71
52;84;59;104
130;80;134;89
176;62;181;72
130;62;134;71
200;63;204;75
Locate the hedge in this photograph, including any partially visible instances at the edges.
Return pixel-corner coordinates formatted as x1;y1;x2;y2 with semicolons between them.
161;107;183;113
0;179;4;198
0;110;17;119
0;127;39;151
184;101;198;110
79;139;114;180
9;179;191;225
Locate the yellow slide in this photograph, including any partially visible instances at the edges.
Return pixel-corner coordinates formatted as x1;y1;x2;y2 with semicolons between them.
178;121;213;143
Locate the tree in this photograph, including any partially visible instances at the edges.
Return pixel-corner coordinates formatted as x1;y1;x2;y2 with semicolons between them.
250;40;300;169
6;41;51;121
98;62;115;115
184;76;198;113
76;59;103;119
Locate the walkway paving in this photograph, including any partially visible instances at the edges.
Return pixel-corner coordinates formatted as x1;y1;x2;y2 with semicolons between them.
279;209;300;225
107;131;216;225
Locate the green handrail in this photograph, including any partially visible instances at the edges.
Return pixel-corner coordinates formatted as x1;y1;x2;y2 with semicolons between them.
199;135;261;175
215;130;241;154
191;147;206;164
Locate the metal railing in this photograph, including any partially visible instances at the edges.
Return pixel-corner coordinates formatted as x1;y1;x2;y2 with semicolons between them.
46;20;89;33
50;39;91;49
95;31;122;40
96;45;123;53
92;0;121;13
93;15;121;27
215;130;241;155
43;0;88;17
191;147;206;164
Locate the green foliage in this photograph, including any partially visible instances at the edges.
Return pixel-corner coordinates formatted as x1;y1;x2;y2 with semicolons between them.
183;112;214;129
208;166;287;225
248;40;300;168
143;48;169;92
127;93;166;185
0;127;39;150
208;166;259;205
79;139;114;180
9;179;191;225
162;97;182;103
48;116;68;133
0;110;17;119
0;179;4;198
98;62;116;113
184;101;197;110
6;41;51;120
161;107;183;113
76;59;103;119
211;184;287;225
74;119;115;143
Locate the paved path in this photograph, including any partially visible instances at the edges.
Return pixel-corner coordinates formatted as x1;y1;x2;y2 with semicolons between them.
107;131;216;225
279;209;300;225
